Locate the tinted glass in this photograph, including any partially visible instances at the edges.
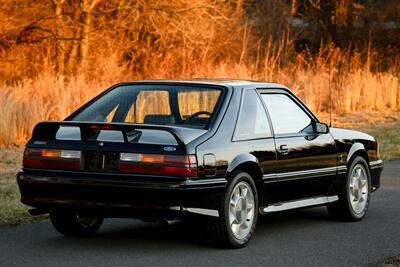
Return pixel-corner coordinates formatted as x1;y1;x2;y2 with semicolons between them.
178;90;220;124
54;126;177;145
70;85;222;129
261;94;311;135
233;90;271;140
124;91;170;123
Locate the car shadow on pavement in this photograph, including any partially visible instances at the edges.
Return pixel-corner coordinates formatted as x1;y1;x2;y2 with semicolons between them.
37;206;334;250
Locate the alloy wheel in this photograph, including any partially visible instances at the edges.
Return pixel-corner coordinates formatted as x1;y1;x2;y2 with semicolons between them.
228;181;255;240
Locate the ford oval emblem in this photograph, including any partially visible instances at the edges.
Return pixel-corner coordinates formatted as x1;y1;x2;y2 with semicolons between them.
163;146;176;152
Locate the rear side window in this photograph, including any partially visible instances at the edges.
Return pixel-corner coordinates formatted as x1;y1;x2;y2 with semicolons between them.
261;94;311;135
233;90;271;141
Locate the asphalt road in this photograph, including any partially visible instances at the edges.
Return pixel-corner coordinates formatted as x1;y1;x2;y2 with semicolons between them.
1;161;399;267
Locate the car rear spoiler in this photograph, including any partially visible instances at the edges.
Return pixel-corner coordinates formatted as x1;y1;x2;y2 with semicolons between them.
31;121;186;146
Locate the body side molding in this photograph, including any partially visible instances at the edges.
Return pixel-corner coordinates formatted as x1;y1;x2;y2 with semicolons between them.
369;160;384;169
170;206;219;217
263;166;340;183
262;196;339;213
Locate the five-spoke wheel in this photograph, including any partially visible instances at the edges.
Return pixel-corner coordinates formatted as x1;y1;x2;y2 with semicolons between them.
348;163;369;215
229;181;255;240
328;156;371;221
206;171;258;248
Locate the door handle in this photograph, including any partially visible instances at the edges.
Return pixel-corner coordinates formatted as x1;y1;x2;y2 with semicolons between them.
278;144;289;155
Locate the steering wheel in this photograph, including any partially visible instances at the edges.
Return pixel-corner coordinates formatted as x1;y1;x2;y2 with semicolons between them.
185;111;212;124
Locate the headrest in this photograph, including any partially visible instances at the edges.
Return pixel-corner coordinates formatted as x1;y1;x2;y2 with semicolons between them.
143;114;175;125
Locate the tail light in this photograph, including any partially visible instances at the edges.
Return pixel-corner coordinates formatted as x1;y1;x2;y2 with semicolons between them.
119;153;197;177
23;148;81;170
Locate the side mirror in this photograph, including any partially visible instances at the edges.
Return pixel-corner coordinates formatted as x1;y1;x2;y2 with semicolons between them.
312;121;329;134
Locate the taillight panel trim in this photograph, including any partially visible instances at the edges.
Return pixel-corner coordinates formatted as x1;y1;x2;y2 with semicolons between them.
120;153;196;165
23;148;198;177
119;153;198;177
24;148;81;159
23;148;81;170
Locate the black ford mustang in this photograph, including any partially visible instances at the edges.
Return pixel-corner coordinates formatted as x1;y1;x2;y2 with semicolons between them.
17;80;383;248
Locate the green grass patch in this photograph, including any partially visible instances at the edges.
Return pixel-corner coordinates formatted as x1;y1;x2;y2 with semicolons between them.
378;255;400;267
353;122;400;161
0;179;47;228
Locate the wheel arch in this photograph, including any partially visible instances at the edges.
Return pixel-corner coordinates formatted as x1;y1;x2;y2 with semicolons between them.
347;143;370;166
226;154;263;198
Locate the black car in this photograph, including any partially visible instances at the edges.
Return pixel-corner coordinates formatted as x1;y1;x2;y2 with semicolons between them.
17;80;383;248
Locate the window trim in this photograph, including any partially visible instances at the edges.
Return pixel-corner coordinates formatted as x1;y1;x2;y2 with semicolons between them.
232;88;273;142
259;89;317;138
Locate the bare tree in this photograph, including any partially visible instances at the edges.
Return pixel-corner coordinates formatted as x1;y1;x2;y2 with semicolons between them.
77;0;101;73
53;0;65;76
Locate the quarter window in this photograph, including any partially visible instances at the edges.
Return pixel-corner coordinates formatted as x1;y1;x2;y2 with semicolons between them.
233;90;272;141
261;94;311;135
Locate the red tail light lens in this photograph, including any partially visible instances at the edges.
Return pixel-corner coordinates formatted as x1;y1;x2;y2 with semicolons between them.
119;153;197;177
23;148;81;170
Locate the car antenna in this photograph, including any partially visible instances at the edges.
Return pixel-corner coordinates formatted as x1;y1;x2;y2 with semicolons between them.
328;62;332;127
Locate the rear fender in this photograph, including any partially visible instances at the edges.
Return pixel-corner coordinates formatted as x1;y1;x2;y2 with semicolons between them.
226;153;260;176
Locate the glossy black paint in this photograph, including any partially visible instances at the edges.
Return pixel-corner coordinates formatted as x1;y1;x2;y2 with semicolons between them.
17;80;384;217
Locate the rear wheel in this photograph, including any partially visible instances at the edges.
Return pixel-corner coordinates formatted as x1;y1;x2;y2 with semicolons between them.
328;156;371;221
50;210;103;236
206;171;258;248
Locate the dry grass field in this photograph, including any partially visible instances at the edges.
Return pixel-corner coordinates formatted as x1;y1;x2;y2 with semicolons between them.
0;2;399;265
378;256;400;267
1;51;399;147
0;1;399;226
1;1;400;146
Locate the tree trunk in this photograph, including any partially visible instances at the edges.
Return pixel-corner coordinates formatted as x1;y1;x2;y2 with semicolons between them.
291;0;297;17
53;0;65;76
77;0;100;74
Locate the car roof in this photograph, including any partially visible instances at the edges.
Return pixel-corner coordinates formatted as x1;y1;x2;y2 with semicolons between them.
124;79;289;90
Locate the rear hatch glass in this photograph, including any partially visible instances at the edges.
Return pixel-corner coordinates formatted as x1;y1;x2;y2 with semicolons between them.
69;85;223;129
55;126;178;145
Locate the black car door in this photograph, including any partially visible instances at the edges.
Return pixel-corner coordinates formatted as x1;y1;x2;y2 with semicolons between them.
259;90;337;203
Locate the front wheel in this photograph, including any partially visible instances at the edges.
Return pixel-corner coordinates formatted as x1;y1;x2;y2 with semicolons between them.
328;156;371;221
206;171;258;248
50;210;103;237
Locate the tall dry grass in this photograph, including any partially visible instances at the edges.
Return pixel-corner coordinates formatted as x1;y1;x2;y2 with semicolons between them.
1;43;399;147
1;1;400;147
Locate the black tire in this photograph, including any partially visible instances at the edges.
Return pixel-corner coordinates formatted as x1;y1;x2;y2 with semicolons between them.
206;171;258;248
50;210;103;237
327;156;371;221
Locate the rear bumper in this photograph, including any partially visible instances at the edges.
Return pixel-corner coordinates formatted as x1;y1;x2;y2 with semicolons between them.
17;170;226;217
